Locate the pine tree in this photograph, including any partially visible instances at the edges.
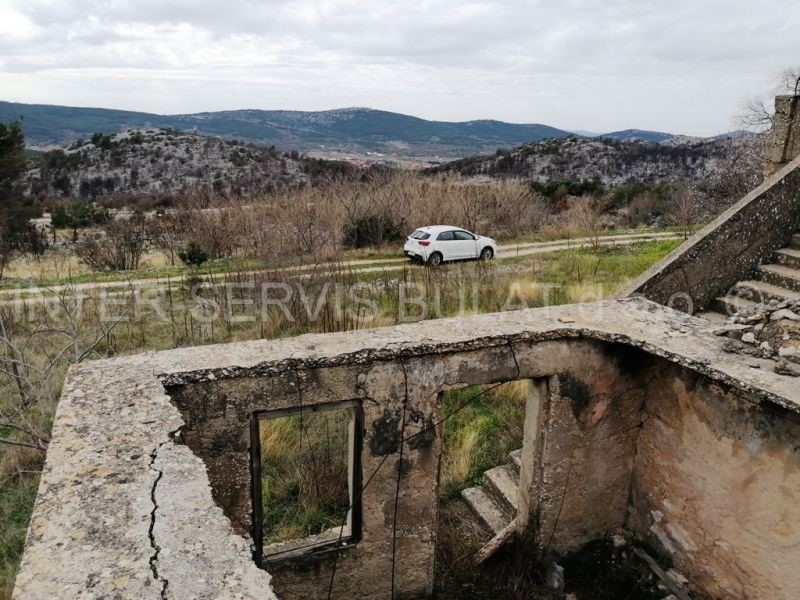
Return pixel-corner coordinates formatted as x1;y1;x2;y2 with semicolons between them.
0;120;44;276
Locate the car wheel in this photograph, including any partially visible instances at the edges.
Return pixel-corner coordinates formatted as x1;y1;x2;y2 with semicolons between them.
427;252;443;267
480;247;494;260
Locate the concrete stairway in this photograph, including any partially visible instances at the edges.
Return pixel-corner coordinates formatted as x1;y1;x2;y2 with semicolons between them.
461;449;521;538
699;233;800;321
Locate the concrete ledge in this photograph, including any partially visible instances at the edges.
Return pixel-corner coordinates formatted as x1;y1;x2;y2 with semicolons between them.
622;154;800;311
12;298;800;599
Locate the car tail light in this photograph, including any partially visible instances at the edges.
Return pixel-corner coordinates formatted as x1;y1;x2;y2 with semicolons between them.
418;240;430;246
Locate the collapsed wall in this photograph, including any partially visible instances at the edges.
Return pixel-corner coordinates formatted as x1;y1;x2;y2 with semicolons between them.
13;299;800;599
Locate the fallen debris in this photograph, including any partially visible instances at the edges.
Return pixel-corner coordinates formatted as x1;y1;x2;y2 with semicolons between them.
632;548;692;600
707;298;800;376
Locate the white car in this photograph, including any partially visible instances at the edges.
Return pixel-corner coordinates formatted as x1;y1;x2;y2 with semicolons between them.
403;225;498;266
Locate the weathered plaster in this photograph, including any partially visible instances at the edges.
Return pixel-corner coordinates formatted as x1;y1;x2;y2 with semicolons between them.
631;361;800;599
523;343;652;555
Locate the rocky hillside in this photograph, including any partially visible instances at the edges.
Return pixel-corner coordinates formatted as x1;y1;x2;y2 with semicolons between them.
26;128;354;199
424;135;762;186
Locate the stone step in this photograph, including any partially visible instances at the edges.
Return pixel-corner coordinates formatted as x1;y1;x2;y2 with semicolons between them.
483;464;520;514
734;280;800;305
791;234;800;251
461;486;512;536
508;448;522;474
695;310;729;324
774;248;800;269
759;264;800;293
710;295;757;317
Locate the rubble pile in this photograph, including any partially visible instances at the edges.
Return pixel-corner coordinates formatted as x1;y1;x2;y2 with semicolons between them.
714;299;800;377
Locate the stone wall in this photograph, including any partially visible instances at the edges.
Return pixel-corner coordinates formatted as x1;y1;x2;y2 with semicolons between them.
161;335;800;599
630;360;800;599
765;95;800;177
166;339;652;598
167;358;447;600
516;342;652;554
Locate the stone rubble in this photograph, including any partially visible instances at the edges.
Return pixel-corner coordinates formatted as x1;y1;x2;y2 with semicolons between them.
715;298;800;376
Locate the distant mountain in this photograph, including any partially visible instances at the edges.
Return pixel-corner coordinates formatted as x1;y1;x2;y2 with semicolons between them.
598;129;676;143
568;129;602;137
0;102;172;147
710;130;753;141
0;101;572;159
424;135;762;186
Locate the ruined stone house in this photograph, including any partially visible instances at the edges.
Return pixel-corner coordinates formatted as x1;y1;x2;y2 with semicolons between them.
12;95;800;599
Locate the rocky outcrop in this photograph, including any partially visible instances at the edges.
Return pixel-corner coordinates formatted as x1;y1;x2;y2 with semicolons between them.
424;134;761;186
25;129;348;199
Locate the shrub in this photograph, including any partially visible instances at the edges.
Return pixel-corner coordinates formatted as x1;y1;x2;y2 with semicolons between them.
178;241;209;267
75;217;146;271
343;213;404;249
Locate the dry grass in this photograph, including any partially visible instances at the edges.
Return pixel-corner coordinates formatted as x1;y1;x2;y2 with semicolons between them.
3;249;170;281
438;381;528;500
258;410;351;545
440;427;482;494
565;282;607;304
259;416;300;462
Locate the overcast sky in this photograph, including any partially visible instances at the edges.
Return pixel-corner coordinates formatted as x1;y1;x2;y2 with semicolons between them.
1;0;798;136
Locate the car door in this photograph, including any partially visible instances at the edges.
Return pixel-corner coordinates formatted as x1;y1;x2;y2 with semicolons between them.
435;230;457;260
453;230;478;259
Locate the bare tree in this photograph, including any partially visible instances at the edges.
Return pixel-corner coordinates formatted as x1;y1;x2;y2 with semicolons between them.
737;96;775;131
777;66;800;97
147;212;186;265
669;183;706;239
563;195;612;252
76;215;147;271
0;286;127;453
737;66;800;131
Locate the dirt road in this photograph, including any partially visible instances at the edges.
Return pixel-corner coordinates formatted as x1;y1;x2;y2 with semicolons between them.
0;231;681;301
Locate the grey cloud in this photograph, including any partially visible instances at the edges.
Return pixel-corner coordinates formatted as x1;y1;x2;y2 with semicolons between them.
1;0;799;135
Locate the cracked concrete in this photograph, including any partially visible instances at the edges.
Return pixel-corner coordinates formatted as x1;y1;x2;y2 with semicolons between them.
148;430;181;600
148;442;167;598
12;298;800;599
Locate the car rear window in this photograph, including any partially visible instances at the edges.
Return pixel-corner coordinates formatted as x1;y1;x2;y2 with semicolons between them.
410;230;431;240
